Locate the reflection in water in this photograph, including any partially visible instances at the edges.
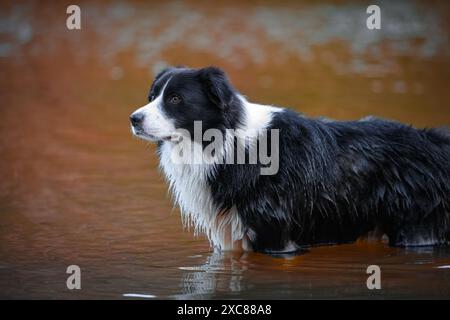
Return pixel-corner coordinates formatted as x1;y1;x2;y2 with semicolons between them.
173;244;450;299
0;0;450;299
177;252;248;299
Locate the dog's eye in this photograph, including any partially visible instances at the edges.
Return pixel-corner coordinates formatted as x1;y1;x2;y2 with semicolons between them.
169;95;182;105
149;95;155;101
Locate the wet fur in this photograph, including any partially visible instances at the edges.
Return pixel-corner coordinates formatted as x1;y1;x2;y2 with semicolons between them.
211;111;450;251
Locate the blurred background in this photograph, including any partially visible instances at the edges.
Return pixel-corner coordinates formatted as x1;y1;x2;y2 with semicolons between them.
1;0;450;299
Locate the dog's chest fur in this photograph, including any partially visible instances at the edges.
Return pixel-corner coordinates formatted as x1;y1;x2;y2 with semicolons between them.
158;141;245;251
156;100;282;251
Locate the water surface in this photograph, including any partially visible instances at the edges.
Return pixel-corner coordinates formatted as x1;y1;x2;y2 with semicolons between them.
0;0;450;299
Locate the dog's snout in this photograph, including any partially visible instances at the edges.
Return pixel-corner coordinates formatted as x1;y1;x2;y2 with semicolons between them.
130;112;144;127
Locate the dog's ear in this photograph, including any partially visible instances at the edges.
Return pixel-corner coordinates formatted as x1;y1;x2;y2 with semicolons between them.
198;67;234;109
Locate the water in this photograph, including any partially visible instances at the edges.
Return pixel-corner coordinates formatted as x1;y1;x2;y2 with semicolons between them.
1;0;450;299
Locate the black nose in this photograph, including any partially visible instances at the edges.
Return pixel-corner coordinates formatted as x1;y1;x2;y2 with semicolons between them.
130;112;144;127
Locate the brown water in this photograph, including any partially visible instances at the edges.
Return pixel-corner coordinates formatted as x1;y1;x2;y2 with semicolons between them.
1;0;450;299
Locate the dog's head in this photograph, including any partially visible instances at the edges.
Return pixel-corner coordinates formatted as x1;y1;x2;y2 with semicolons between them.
130;66;238;142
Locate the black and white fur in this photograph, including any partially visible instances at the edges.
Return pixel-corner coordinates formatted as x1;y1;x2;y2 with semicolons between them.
130;66;450;253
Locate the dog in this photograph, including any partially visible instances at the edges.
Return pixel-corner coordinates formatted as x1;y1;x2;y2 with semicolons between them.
130;66;450;253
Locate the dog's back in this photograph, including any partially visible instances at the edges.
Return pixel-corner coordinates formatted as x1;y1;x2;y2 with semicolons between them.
211;111;450;251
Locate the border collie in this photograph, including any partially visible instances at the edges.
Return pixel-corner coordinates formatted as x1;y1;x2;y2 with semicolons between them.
130;66;450;253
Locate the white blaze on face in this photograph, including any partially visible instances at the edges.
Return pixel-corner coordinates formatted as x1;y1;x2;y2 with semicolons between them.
130;78;177;141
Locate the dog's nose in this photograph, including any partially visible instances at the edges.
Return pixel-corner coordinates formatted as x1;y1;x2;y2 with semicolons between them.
130;112;144;127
